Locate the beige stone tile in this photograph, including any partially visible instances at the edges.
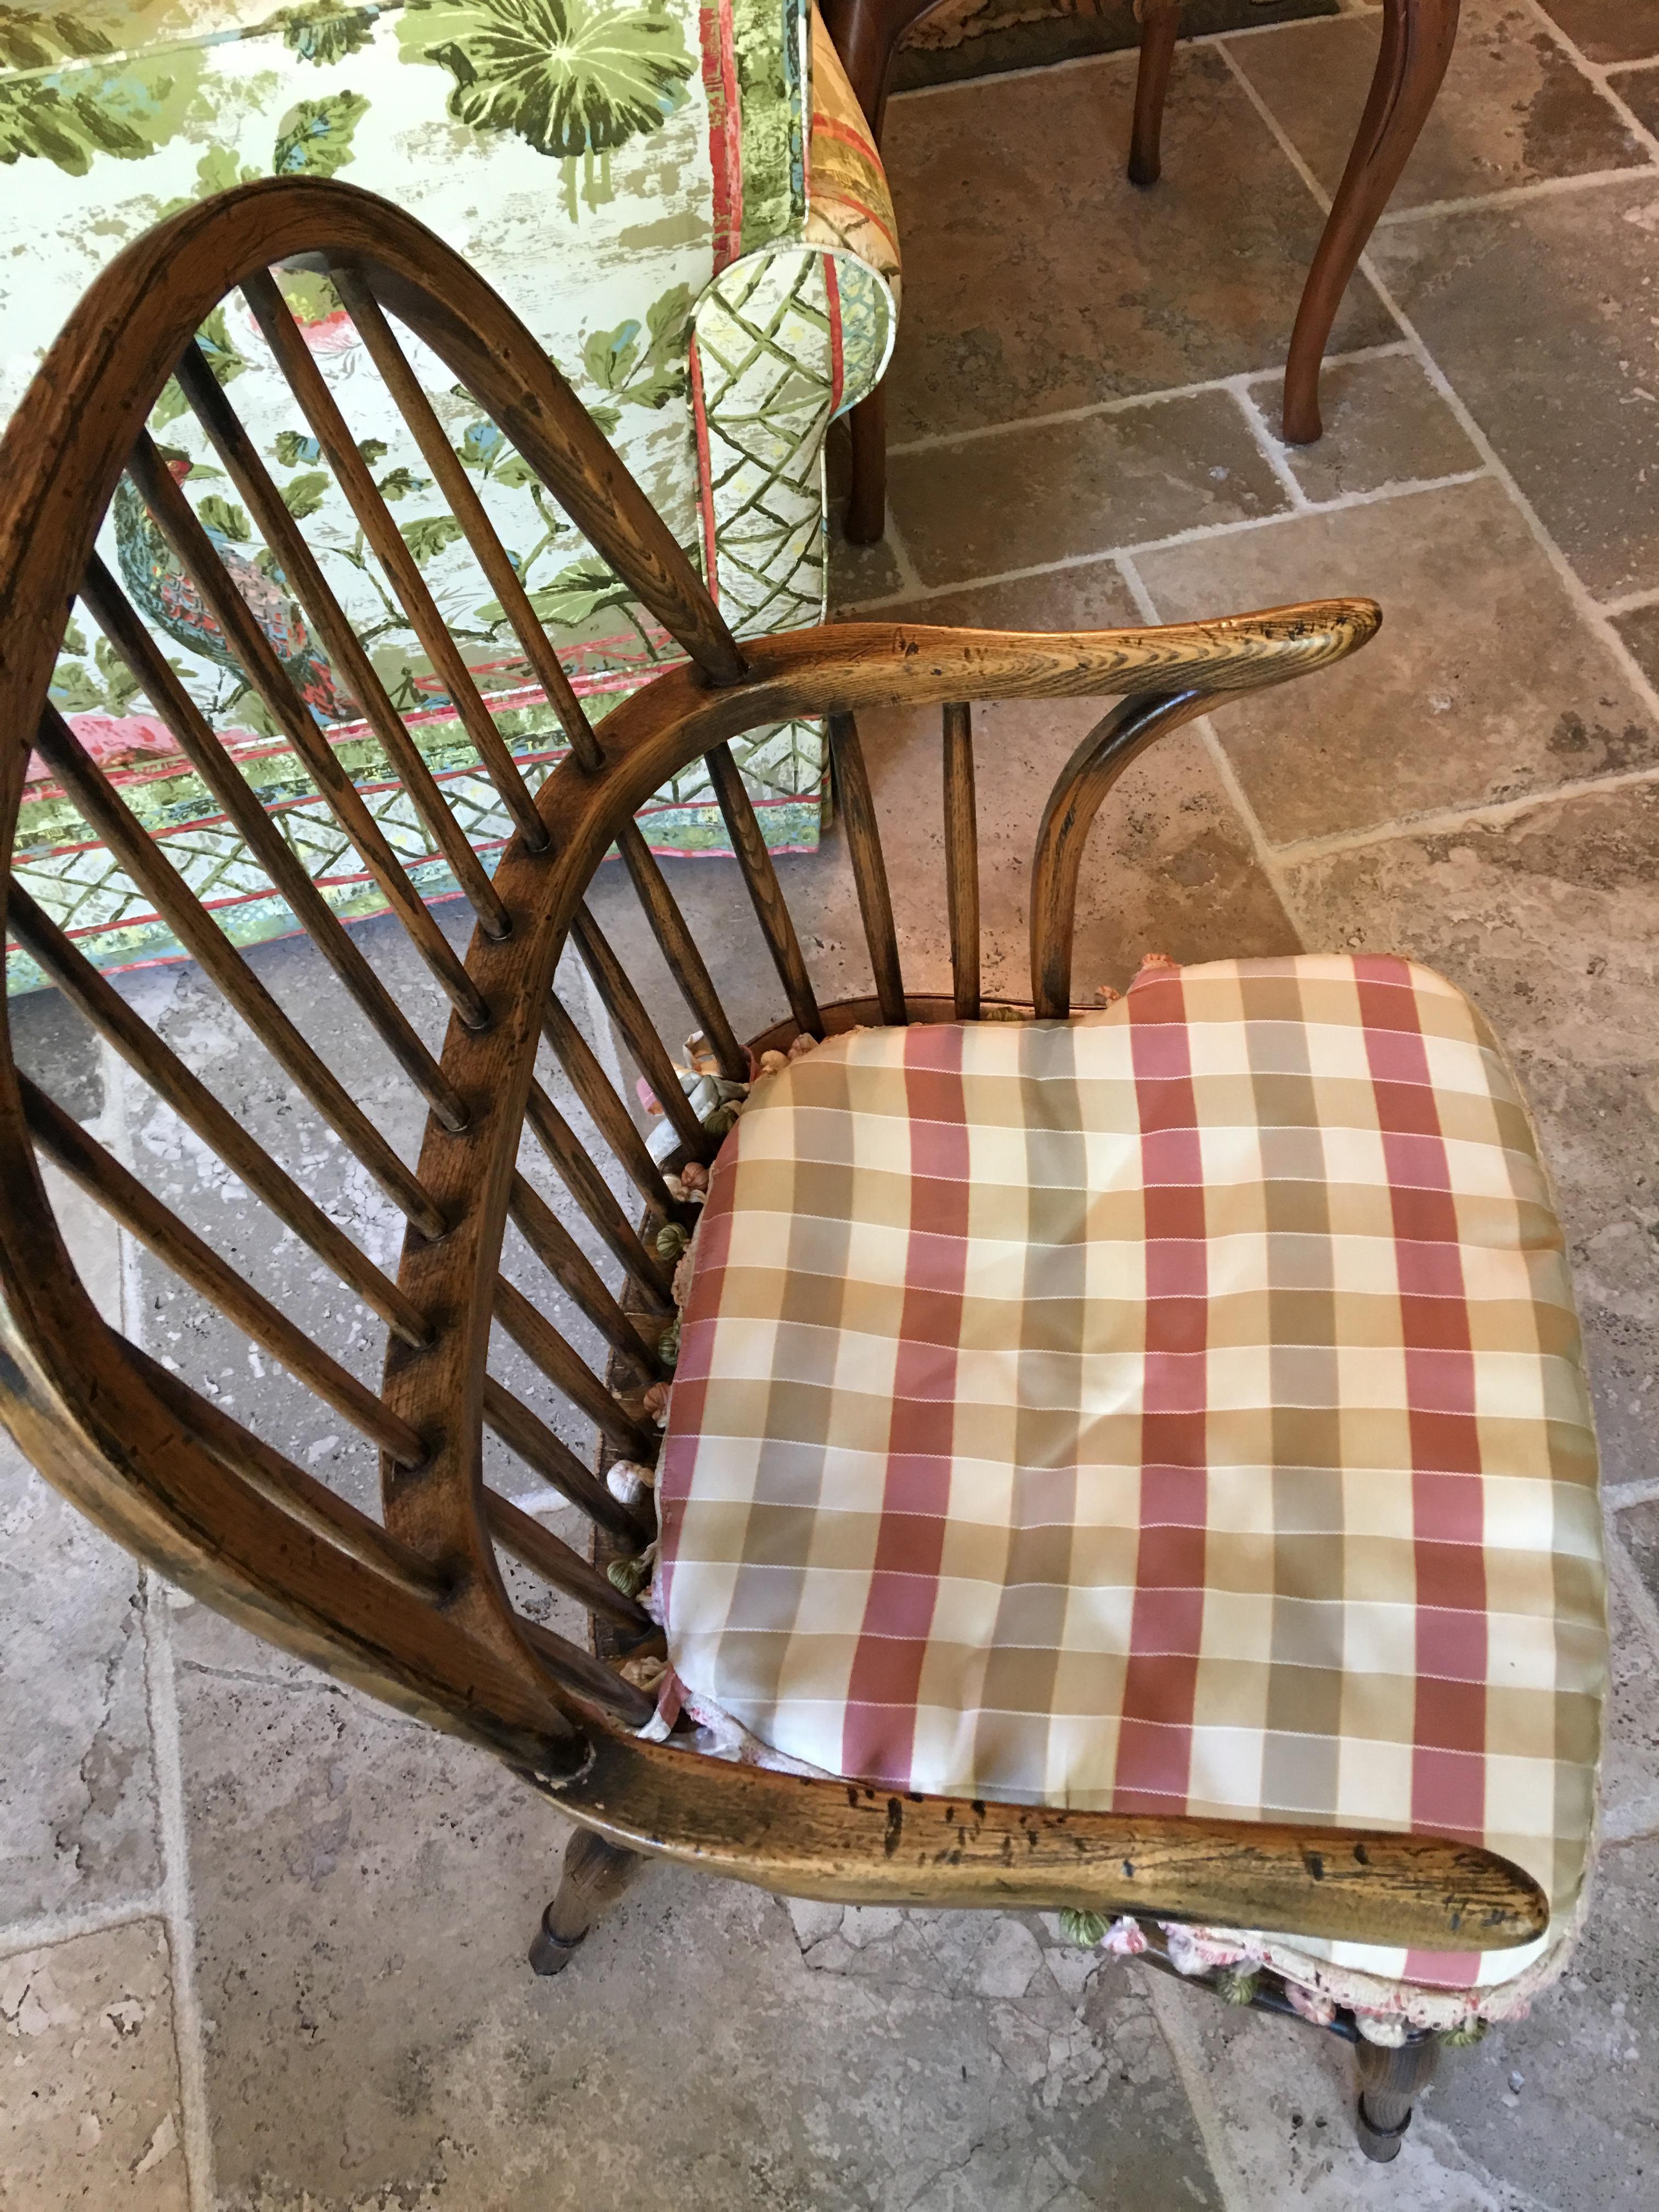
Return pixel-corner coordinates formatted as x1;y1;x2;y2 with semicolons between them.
878;44;1396;443
0;1918;187;2209
1286;777;1659;1488
1539;0;1659;65
890;390;1289;586
1609;61;1659;137
1249;349;1481;498
1616;1497;1659;1618
175;1669;1222;2211
1231;0;1649;211
842;556;1144;627
1369;174;1659;601
1135;478;1659;844
1601;1563;1659;1844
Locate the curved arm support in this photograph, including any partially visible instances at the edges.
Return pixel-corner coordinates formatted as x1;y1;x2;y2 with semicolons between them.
546;1729;1549;1953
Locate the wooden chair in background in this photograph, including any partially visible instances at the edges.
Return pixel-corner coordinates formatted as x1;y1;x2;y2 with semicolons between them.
827;0;1462;541
0;177;1599;2173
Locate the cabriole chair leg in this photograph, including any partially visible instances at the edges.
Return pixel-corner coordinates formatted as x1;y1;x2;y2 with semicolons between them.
529;1829;644;1977
1353;2032;1442;2162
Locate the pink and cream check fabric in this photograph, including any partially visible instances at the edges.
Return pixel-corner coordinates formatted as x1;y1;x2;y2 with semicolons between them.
658;956;1605;2000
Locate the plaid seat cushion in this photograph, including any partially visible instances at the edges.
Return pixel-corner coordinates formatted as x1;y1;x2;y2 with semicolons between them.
657;955;1605;2004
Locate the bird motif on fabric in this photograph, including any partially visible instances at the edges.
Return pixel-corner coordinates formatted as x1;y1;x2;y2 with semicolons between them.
112;447;349;725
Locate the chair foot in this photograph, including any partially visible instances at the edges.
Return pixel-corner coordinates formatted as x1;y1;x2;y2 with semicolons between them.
528;1827;643;1978
1128;1;1182;189
1352;2032;1441;2163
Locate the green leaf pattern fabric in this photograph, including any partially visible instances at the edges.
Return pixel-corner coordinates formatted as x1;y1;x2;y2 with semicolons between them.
0;0;900;991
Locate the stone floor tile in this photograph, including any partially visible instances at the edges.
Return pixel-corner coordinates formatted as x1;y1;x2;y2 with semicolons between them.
1601;1559;1659;1845
836;555;1143;628
1369;175;1659;601
1250;348;1481;497
1229;0;1648;212
1135;478;1659;844
7;983;104;1123
1144;1834;1659;2205
890;390;1289;586
1616;1497;1659;1616
1;1159;157;1927
1538;0;1659;65
0;1918;188;2209
879;47;1396;444
1609;61;1659;138
1609;596;1659;684
1285;777;1659;1488
175;1668;1222;2211
586;703;1297;1052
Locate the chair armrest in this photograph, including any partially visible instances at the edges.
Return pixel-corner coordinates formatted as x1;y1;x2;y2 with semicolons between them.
549;1728;1549;1952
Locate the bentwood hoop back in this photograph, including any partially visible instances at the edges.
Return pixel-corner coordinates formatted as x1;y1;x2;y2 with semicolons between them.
0;180;1545;1972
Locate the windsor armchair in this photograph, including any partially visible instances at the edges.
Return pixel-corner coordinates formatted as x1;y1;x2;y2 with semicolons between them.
0;178;1601;2173
827;0;1460;541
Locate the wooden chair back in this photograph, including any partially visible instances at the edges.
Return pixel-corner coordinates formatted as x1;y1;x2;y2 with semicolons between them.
0;178;1546;1954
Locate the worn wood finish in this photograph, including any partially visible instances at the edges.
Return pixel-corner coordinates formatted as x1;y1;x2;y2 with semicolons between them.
529;1829;645;1976
570;906;716;1164
1355;2034;1442;2162
482;1486;652;1634
827;710;906;1026
1030;690;1209;1018
941;701;980;1022
705;741;823;1038
613;819;747;1081
6;883;431;1349
127;431;490;1057
4;180;1548;1961
555;1731;1548;1946
29;702;448;1239
173;340;512;938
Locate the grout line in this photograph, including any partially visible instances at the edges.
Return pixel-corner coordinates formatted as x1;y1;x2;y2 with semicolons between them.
1598;584;1659;618
1224;378;1312;511
1214;27;1659;742
847;470;1487;614
1607;1529;1659;1680
1142;1968;1256;2212
143;1592;216;2212
1605;1475;1659;1513
1375;165;1658;228
1267;758;1659;867
0;1895;170;1964
1519;0;1659;166
885;345;1404;458
882;510;928;600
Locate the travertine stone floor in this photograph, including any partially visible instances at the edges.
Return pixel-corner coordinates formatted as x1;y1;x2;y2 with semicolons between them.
5;2;1659;2204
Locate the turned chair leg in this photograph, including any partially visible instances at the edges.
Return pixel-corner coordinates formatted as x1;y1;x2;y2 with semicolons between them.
1353;2033;1442;2162
1282;0;1459;442
529;1828;644;1977
1129;1;1183;188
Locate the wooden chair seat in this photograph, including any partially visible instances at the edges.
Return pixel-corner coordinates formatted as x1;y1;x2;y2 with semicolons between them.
653;956;1603;2027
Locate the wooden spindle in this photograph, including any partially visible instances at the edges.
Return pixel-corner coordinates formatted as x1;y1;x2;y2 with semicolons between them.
942;701;980;1022
522;1083;675;1310
174;341;511;939
540;993;672;1221
30;704;447;1239
1030;691;1205;1018
7;883;431;1348
518;1615;657;1728
482;1487;651;1634
571;907;715;1164
704;742;822;1039
132;1341;442;1595
493;1278;657;1461
614;819;747;1081
240;269;549;851
126;434;490;1052
507;1172;661;1384
24;1079;426;1467
482;1377;652;1544
826;710;905;1026
330;270;606;776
